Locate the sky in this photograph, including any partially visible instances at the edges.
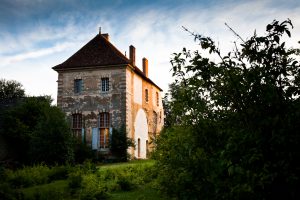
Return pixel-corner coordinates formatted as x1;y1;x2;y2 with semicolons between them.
1;0;300;104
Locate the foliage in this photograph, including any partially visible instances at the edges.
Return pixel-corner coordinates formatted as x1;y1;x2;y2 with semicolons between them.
1;160;158;199
29;105;74;165
153;19;300;199
0;96;74;165
68;173;83;189
110;125;135;162
73;139;95;164
5;165;49;188
0;79;25;102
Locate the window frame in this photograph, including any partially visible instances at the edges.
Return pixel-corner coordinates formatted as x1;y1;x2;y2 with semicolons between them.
72;113;83;138
101;77;109;92
74;79;83;94
145;89;149;103
98;112;110;148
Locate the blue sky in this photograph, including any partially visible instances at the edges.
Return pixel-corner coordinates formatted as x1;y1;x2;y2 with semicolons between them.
1;0;300;103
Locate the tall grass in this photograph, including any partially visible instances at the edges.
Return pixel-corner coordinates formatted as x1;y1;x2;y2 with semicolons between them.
1;160;159;200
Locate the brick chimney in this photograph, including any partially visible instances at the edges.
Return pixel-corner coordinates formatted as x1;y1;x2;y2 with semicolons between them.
142;58;148;77
129;45;135;66
101;33;109;41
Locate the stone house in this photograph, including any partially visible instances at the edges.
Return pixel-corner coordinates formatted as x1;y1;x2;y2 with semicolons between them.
52;32;164;159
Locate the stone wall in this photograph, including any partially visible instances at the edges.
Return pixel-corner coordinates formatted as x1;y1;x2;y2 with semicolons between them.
57;66;127;146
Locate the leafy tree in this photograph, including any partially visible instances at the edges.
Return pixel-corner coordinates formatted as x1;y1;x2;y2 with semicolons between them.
110;125;134;161
0;96;74;165
153;19;300;199
0;79;25;102
29;105;74;165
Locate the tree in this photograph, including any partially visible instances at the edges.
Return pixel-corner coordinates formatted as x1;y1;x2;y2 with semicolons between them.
110;125;134;162
0;96;74;165
153;19;300;199
0;79;25;102
29;105;74;165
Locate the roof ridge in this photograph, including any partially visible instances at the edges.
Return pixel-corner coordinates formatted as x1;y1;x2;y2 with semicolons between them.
98;34;130;63
53;34;130;70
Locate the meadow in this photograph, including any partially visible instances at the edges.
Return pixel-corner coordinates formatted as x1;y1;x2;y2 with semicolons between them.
0;160;165;200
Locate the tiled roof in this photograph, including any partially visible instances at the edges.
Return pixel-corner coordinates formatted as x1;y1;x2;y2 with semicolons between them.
52;34;130;70
52;33;162;91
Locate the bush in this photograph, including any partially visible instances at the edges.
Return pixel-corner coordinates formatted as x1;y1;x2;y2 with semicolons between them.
68;173;82;189
73;139;95;164
7;164;50;188
0;183;24;200
32;187;65;200
80;174;109;200
117;176;134;191
48;165;69;182
110;125;134;162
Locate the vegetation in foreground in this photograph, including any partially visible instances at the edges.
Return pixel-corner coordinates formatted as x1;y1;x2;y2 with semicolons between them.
153;19;299;199
0;160;163;200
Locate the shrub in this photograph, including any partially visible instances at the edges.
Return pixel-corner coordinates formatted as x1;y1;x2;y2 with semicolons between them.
68;173;82;189
117;176;134;191
48;165;69;182
110;125;134;162
7;164;50;188
73;140;95;164
0;183;24;200
32;187;65;200
79;174;109;200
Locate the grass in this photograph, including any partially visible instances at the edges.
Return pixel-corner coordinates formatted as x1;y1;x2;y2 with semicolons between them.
20;180;69;199
13;160;165;200
110;184;165;200
99;159;155;169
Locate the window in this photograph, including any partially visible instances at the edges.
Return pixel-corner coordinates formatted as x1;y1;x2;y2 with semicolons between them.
159;111;162;123
145;89;148;102
146;140;149;158
99;112;110;128
156;92;159;106
98;112;110;148
74;79;82;94
72;113;82;138
101;78;109;92
138;138;141;158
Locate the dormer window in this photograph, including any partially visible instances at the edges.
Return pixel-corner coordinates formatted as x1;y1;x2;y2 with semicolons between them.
101;78;109;92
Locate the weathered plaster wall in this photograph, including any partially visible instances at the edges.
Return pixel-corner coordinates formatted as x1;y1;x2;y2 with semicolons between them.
134;108;148;158
127;67;164;158
133;74;142;105
57;64;164;157
57;66;127;146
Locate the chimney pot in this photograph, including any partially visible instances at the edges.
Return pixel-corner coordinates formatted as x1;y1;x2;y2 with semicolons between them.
101;33;109;41
129;45;136;66
142;58;148;77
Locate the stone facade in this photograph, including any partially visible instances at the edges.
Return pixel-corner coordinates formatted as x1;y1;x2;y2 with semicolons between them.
53;33;163;158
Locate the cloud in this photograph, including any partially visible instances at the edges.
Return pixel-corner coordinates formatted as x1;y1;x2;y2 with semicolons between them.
0;0;299;103
0;42;74;67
